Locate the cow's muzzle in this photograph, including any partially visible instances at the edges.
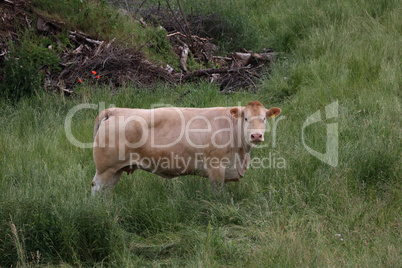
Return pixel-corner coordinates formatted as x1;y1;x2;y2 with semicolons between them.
250;132;264;142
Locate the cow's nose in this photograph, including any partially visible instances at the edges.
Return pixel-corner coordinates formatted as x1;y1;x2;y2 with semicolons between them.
250;133;263;142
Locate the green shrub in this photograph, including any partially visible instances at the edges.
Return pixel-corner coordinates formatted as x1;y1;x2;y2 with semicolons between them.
0;29;61;102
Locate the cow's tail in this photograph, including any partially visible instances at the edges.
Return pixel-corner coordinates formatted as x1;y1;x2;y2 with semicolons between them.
93;109;111;140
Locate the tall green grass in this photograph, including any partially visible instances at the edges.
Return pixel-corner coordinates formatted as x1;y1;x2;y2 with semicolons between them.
1;0;401;266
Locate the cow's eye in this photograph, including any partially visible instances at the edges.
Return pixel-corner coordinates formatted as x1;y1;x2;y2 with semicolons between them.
245;117;248;122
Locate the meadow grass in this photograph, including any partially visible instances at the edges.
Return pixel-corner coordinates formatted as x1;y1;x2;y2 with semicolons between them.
1;0;401;266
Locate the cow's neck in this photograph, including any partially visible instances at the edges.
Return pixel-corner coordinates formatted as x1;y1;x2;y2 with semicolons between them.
232;119;252;178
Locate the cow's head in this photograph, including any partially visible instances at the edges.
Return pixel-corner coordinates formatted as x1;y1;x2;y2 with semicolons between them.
230;101;281;144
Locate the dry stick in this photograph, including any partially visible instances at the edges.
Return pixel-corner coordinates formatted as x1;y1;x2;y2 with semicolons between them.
180;44;190;72
0;50;9;57
166;31;182;37
167;31;209;42
69;31;103;45
25;16;31;29
176;0;194;47
213;56;232;61
190;7;194;30
182;67;229;81
134;0;147;14
239;70;257;88
165;0;186;38
182;65;259;81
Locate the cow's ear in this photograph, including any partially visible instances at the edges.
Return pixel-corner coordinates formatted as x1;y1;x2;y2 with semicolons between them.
266;107;281;118
230;107;242;118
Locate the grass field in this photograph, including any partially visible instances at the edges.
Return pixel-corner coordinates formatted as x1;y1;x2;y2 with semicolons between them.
0;0;401;266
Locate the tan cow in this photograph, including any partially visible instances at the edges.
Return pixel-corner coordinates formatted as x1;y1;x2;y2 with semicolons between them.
91;101;281;194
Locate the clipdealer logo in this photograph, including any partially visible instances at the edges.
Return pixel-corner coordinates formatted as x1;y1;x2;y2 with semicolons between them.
302;101;338;167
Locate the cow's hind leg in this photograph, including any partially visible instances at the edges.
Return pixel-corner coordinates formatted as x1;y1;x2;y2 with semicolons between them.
91;169;123;196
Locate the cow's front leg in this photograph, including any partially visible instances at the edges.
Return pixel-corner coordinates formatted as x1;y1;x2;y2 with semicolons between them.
206;165;226;188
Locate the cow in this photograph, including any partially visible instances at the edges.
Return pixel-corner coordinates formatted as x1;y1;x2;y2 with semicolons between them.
91;101;281;194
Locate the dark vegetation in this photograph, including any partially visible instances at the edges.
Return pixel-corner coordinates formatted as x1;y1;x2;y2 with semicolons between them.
0;0;274;102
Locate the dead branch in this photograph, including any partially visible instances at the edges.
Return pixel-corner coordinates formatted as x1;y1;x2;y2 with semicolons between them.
165;0;187;39
167;31;209;42
0;0;276;94
69;31;104;45
180;44;189;72
166;31;181;37
232;52;252;62
0;50;9;57
54;84;73;94
212;56;232;61
25;16;31;29
134;0;148;14
139;17;148;27
176;0;193;47
182;66;256;81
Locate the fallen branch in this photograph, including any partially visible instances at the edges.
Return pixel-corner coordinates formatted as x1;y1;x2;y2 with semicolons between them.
232;52;252;62
180;44;190;72
69;31;103;45
16;3;276;93
0;50;9;57
182;66;257;81
54;84;73;95
139;17;148;27
167;31;209;41
212;56;232;61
